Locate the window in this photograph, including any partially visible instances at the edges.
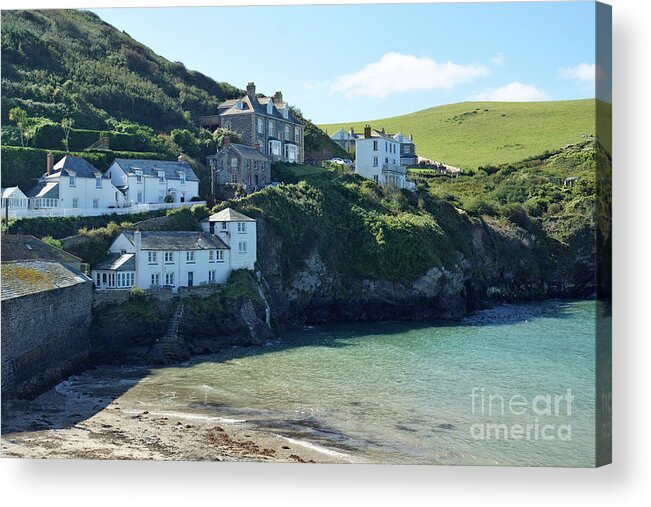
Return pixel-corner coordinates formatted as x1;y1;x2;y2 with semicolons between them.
231;157;238;169
186;251;195;263
151;273;160;287
72;198;79;208
180;172;186;185
268;121;274;136
69;175;76;187
135;171;143;184
373;175;379;183
230;174;239;184
164;251;174;264
93;198;99;209
117;272;134;288
158;171;165;183
373;156;379;167
115;191;119;202
385;157;389;164
165;272;175;286
148;251;157;264
404;145;410;154
257;118;264;133
295;129;301;143
137;191;143;203
269;140;281;156
208;270;216;283
96;176;102;188
221;222;228;230
285;125;290;140
285;144;299;163
238;241;247;253
209;250;215;263
216;250;224;262
373;140;378;151
237;222;246;233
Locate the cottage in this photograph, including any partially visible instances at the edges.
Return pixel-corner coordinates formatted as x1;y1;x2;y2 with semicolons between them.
1;187;29;210
330;128;356;155
107;156;200;205
27;153;119;210
206;137;272;193
200;82;304;163
354;125;411;189
92;208;256;290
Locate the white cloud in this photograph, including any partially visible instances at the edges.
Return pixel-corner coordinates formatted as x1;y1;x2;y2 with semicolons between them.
491;52;505;65
330;52;489;99
558;63;596;84
469;82;549;101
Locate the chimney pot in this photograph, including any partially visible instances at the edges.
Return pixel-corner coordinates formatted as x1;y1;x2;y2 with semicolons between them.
223;136;230;147
273;91;283;105
46;151;54;176
246;82;256;97
178;153;185;162
364;125;371;139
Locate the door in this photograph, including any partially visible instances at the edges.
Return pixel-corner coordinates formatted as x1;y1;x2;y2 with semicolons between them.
188;271;193;287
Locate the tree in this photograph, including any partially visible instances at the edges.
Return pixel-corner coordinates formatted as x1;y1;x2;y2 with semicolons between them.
8;107;32;147
61;116;74;152
212;127;242;148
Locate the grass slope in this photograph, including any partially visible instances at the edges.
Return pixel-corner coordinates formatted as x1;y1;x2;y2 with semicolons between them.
319;99;595;170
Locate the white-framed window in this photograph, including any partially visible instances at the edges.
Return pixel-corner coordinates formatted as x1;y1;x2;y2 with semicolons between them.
117;272;134;288
137;191;143;203
373;156;379;167
269;140;281;156
285;144;299;162
224;120;232;130
373;140;378;151
186;251;195;263
164;251;174;264
257;118;264;134
135;170;143;184
180;172;186;185
295;129;301;143
238;241;247;253
208;270;216;283
284;125;290;139
221;222;228;230
69;175;76;187
158;171;165;183
151;273;160;287
165;272;175;286
209;250;215;263
72;198;79;208
148;251;157;264
92;198;99;209
230;174;239;184
268;121;274;136
96;176;102;188
373;175;379;183
237;222;246;233
231;157;238;169
216;250;224;262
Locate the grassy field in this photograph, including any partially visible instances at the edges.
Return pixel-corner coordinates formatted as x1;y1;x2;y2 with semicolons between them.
318;99;595;170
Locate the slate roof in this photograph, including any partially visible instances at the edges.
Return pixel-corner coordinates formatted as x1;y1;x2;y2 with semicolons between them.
229;143;272;160
204;207;256;223
122;231;229;250
218;94;302;125
1;234;82;265
94;253;135;271
392;132;415;144
26;181;60;199
111;159;199;182
51;155;107;179
1;260;90;301
2;187;27;199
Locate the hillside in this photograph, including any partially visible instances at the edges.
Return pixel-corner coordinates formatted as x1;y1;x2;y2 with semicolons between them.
1;9;243;131
319;99;595;170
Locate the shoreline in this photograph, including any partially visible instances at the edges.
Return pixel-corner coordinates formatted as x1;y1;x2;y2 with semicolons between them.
0;372;354;463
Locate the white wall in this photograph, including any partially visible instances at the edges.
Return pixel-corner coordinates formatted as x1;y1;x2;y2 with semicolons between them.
355;137;408;189
134;248;230;288
204;220;257;270
55;174;120;209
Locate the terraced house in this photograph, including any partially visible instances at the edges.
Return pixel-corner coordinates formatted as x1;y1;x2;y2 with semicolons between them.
200;82;304;164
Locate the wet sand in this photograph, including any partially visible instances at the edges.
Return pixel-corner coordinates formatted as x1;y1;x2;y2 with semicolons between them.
0;383;352;463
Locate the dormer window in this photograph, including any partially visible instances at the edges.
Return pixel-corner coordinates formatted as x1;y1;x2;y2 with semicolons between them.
69;175;76;187
96;176;102;188
158;170;165;183
135;170;143;184
282;106;289;119
267;101;273;115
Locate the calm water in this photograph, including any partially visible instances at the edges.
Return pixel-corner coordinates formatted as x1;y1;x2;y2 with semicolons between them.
65;299;597;466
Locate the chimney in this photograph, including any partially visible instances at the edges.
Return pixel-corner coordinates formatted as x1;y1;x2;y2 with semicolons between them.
364;125;371;139
409;134;413;141
178;153;185;162
246;82;256;98
134;230;142;253
273;91;283;105
349;127;354;136
381;127;385;134
223;136;230;148
253;141;261;152
46;151;54;176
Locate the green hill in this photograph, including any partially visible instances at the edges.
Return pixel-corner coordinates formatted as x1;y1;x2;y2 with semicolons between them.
319;99;595;170
1;9;243;131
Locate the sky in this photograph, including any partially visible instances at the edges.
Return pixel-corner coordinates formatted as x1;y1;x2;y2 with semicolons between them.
91;1;598;124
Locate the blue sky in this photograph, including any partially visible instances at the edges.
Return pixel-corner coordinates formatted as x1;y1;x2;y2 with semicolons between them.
91;1;597;124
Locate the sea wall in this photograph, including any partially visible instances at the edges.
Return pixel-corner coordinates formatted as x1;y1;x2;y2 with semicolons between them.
1;280;93;400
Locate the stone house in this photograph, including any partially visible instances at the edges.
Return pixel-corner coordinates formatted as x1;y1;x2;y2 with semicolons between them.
92;208;256;290
200;82;304;164
392;132;417;167
206;137;272;194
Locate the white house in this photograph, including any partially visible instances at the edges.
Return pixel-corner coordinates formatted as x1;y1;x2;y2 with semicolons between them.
27;153;120;210
107;156;200;206
329;127;356;155
92;207;256;290
1;187;29;209
354;125;410;189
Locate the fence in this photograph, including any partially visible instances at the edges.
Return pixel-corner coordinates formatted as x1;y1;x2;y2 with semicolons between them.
5;201;207;220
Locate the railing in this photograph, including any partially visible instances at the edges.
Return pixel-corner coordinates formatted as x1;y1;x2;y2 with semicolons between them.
381;164;406;176
6;201;207;219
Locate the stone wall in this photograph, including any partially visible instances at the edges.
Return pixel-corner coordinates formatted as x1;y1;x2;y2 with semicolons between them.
1;280;93;400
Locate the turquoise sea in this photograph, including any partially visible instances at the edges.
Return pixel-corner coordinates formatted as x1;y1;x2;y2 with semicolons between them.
68;299;597;466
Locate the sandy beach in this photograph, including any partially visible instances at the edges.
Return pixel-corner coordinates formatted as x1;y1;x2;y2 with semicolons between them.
0;378;352;463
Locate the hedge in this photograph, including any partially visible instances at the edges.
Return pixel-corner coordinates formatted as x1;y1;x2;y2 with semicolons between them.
29;124;155;152
1;146;172;190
